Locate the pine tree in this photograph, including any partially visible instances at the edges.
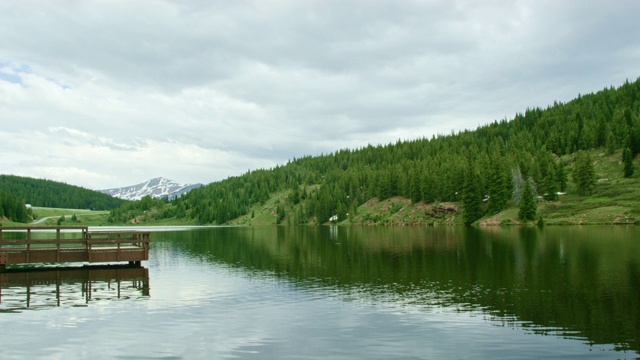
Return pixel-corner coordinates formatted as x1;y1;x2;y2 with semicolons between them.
574;151;596;195
623;147;634;178
519;180;537;221
487;147;509;214
630;124;640;155
409;168;421;204
276;205;285;224
336;202;348;221
556;161;567;192
288;185;301;204
462;158;483;225
487;165;509;214
543;163;559;201
606;133;616;155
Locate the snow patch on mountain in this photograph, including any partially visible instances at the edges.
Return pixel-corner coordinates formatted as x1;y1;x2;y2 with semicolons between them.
99;177;202;201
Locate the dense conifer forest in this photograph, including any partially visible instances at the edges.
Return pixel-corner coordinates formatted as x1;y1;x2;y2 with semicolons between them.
107;78;640;225
0;190;33;223
0;175;127;212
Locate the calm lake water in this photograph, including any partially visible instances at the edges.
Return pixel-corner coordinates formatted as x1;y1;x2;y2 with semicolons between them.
1;226;639;359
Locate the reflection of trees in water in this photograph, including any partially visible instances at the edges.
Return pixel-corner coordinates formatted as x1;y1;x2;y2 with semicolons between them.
160;226;640;354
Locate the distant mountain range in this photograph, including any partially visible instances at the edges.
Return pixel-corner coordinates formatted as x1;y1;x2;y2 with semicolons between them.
99;177;202;201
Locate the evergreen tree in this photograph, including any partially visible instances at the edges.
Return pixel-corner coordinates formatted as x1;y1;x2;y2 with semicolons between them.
606;133;616;155
276;205;285;224
297;205;305;224
574;151;596;195
542;163;559;201
487;164;509;214
556;161;567;192
519;180;537;221
409;168;421;204
630;124;640;155
288;185;301;204
421;171;436;203
336;202;348;221
623;147;634;178
486;147;510;214
462;158;483;225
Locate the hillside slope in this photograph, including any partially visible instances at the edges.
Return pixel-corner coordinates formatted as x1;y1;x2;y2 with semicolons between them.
94;77;640;226
223;148;639;226
0;175;127;210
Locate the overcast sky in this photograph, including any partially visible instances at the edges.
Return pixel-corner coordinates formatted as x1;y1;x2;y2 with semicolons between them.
1;1;639;190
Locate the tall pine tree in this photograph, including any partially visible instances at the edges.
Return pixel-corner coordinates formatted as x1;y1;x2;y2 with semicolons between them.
542;163;559;201
573;151;596;195
556;161;567;192
518;179;537;221
462;157;483;225
486;147;510;214
623;147;634;178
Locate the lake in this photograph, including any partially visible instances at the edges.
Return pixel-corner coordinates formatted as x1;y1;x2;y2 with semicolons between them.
1;226;639;359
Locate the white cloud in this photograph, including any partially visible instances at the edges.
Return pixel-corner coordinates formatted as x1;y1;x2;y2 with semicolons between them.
0;0;639;189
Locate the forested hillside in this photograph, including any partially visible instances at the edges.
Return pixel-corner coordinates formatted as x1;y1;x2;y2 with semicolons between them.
0;175;127;211
109;78;640;226
0;190;32;223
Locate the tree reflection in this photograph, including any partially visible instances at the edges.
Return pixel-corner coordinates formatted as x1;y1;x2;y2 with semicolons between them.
161;226;640;354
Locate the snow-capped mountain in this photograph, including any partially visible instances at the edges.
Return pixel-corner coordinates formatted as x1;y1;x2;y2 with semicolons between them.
99;177;202;201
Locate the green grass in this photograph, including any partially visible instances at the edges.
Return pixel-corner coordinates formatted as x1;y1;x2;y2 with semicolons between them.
31;207;104;218
0;207;111;227
26;207;111;227
535;149;640;225
228;190;289;226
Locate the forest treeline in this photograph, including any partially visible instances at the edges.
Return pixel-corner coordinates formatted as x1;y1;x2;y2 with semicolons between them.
108;77;640;225
0;190;33;223
0;175;127;212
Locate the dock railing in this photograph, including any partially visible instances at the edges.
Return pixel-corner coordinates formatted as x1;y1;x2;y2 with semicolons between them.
0;227;150;270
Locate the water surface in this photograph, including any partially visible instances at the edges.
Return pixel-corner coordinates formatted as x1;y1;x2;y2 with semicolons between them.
1;226;638;359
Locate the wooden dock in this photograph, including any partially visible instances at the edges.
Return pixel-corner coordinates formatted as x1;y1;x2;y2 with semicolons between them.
0;227;150;270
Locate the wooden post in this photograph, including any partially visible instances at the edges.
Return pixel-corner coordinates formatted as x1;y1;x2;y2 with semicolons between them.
0;228;3;271
144;233;149;260
26;228;31;264
26;275;31;308
142;267;150;296
56;228;61;262
0;253;6;271
0;229;3;271
87;231;91;263
56;270;61;307
87;270;92;302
